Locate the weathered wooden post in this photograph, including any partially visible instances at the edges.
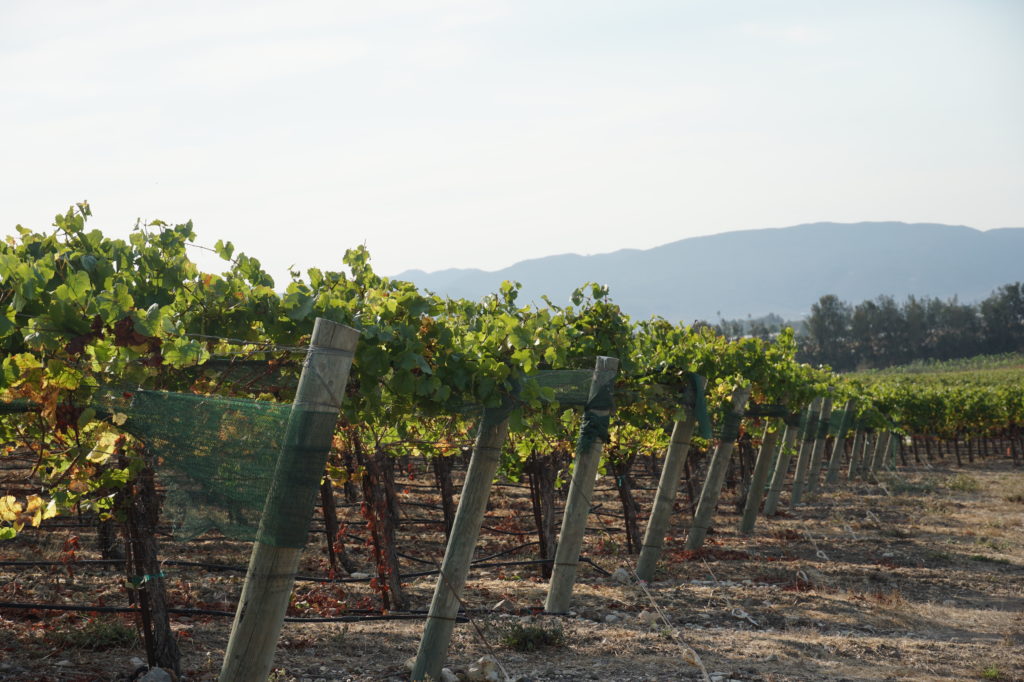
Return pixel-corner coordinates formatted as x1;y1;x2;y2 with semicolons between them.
763;410;804;517
636;374;707;581
220;319;359;682
545;357;619;614
845;427;866;480
802;396;834;497
684;385;751;551
739;421;781;534
824;400;855;485
888;433;900;470
411;396;517;681
789;396;823;507
869;431;891;474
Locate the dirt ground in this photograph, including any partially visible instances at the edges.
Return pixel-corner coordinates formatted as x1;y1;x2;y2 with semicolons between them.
2;458;1022;681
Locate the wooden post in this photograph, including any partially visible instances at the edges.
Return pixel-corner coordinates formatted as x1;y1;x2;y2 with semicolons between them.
763;418;801;517
846;429;866;480
802;396;834;498
869;431;890;474
739;421;781;534
220;319;359;682
545;356;619;614
789;396;823;507
684;385;751;551
887;432;900;471
411;399;515;681
824;400;855;485
635;376;706;581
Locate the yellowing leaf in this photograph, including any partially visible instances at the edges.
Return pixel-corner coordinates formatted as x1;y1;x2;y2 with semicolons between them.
87;431;119;464
0;495;23;522
112;412;128;426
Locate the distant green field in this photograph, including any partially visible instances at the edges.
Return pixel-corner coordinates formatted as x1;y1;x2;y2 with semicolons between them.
850;353;1024;377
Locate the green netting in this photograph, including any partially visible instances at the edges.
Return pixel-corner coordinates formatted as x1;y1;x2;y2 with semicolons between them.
1;363;719;544
685;373;713;440
531;369;613;408
575;368;618;453
112;390;292;542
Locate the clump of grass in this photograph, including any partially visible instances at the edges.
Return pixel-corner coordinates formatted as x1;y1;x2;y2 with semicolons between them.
981;666;1003;680
944;473;981;493
976;537;1010;552
499;620;566;652
968;554;1010;565
50;617;138;651
883;474;938;495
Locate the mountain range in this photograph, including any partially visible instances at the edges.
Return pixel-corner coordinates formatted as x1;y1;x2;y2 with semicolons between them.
393;222;1024;323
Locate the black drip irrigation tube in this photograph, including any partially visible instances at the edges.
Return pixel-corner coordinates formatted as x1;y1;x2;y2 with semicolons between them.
0;543;612;581
0;601;468;624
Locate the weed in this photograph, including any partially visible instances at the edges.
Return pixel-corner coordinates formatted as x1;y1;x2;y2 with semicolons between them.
50;616;138;651
976;537;1010;552
944;474;981;493
980;666;1002;680
499;620;566;652
924;550;953;563
869;589;906;607
968;554;1010;564
883;474;937;495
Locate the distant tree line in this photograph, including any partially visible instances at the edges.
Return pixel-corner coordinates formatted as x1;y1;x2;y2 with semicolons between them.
713;282;1024;371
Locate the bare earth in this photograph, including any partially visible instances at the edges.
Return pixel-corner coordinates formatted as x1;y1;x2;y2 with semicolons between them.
2;459;1022;682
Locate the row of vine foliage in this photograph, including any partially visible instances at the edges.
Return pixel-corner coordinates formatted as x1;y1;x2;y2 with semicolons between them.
2;204;1022;539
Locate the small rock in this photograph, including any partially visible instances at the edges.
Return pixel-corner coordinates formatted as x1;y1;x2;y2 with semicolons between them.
882;552;894;558
941;599;956;607
467;655;502;682
56;661;73;667
603;613;620;624
128;657;147;671
637;610;661;626
441;668;459;682
405;656;417;671
611;567;632;584
519;615;535;624
350;571;371;580
139;668;173;682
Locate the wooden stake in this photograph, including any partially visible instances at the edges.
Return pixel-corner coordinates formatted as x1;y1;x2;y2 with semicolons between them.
411;401;513;681
789;397;823;507
739;421;780;534
220;319;359;682
684;385;751;551
763;420;800;517
824;400;855;485
846;429;866;480
869;432;890;474
803;396;834;496
635;375;707;581
545;356;620;614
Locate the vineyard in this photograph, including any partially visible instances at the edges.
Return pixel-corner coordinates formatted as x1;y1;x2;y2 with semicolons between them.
2;205;1023;681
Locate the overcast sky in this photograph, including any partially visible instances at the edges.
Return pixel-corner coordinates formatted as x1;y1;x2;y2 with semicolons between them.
2;0;1022;282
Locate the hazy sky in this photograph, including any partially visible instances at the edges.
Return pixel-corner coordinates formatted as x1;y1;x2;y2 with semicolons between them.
2;0;1022;282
